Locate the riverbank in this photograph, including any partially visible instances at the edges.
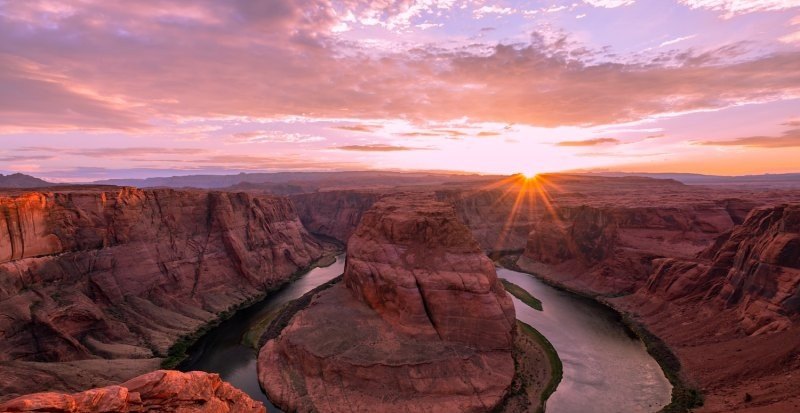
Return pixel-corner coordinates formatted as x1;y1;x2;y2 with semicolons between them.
256;275;560;413
164;248;343;369
498;254;702;412
496;320;563;413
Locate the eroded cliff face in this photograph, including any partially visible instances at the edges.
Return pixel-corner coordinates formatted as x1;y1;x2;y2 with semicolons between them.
641;204;800;335
343;194;517;349
0;188;323;398
0;370;265;412
290;190;380;243
518;202;746;294
258;194;517;413
436;189;537;253
291;188;538;253
514;200;800;411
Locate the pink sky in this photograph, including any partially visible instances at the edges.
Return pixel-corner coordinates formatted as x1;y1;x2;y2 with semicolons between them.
1;0;799;181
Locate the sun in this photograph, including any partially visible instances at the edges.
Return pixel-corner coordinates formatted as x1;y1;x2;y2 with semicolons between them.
520;169;539;180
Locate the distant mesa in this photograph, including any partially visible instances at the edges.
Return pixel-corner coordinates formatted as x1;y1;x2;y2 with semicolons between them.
0;173;53;188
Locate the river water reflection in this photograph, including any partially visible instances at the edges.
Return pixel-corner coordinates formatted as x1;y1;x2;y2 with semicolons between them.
182;256;672;413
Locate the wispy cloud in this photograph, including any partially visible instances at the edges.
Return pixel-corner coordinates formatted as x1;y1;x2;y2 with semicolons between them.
698;128;800;148
334;144;431;151
399;129;469;137
583;0;635;8
660;34;696;47
333;124;381;132
779;31;800;44
477;131;502;137
679;0;800;17
1;2;797;133
227;131;325;144
16;146;208;158
556;137;620;146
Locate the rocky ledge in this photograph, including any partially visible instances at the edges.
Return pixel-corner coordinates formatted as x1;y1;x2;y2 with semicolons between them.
258;194;520;412
0;370;265;412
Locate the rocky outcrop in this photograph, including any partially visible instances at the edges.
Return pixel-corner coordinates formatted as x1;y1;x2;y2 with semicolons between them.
291;188;538;252
289;175;743;255
436;189;538;253
598;204;800;412
0;188;323;398
258;194;517;412
514;199;800;412
290;191;380;243
713;205;800;333
0;370;265;412
519;203;745;294
640;204;800;334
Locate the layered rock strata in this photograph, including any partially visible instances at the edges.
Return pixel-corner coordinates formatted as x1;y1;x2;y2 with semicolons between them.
518;202;800;412
258;194;517;412
518;201;752;294
0;370;265;412
0;188;323;398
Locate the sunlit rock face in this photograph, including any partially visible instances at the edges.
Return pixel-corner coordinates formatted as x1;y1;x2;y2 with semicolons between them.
643;204;800;335
258;194;516;413
0;370;265;412
713;204;800;333
597;204;800;413
519;202;745;294
0;188;322;398
291;188;538;253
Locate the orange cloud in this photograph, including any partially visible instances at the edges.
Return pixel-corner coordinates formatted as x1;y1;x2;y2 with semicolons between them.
698;128;800;148
1;2;799;132
335;144;430;151
556;137;620;146
333;124;381;132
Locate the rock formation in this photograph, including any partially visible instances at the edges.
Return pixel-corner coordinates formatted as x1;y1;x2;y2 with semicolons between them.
518;202;752;294
291;175;764;255
0;188;323;399
291;188;538;252
637;204;800;333
258;194;517;412
517;201;800;412
0;370;265;412
290;191;380;243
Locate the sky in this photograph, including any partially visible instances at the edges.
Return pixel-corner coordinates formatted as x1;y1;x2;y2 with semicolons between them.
1;0;799;181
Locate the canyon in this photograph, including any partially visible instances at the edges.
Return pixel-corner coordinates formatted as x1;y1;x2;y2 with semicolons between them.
289;175;800;412
0;187;324;400
257;195;525;412
1;172;799;412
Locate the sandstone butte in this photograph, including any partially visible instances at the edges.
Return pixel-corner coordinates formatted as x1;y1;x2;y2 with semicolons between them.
0;370;265;412
258;194;518;412
0;188;324;398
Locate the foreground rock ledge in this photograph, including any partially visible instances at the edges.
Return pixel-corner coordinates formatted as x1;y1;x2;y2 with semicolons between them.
258;194;518;412
0;370;265;412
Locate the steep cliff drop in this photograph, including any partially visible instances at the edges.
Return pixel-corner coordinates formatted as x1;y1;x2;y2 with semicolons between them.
0;188;324;399
516;202;800;412
258;194;519;412
517;201;750;295
616;204;800;412
0;370;265;412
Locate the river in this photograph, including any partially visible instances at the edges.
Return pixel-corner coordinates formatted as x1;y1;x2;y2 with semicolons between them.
499;267;672;412
181;255;672;413
179;254;347;411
